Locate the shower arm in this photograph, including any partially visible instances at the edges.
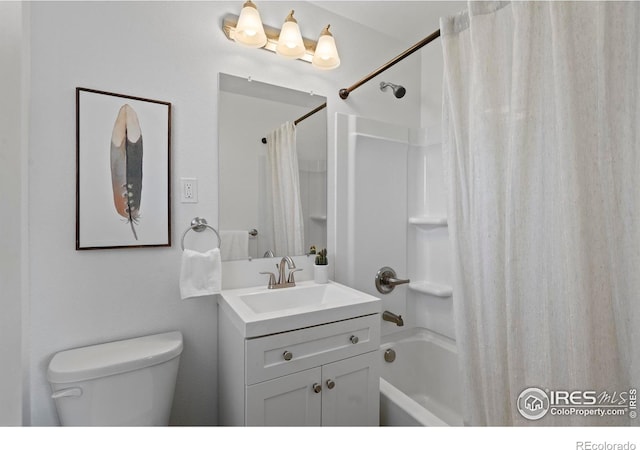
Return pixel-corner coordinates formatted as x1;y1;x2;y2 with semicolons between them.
339;28;441;100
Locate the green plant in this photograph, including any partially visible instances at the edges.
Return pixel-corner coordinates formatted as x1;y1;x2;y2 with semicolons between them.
315;248;328;265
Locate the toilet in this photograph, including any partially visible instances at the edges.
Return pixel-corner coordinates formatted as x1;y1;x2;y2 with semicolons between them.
47;331;183;426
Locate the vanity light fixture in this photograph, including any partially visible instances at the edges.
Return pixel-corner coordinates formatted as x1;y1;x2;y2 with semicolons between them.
233;0;267;48
312;25;340;70
222;3;340;70
276;10;306;59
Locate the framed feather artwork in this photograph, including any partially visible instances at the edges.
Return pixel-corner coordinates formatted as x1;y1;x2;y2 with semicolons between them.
76;88;171;250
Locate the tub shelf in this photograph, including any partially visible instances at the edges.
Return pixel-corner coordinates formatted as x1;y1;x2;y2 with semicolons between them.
408;281;453;298
408;216;448;227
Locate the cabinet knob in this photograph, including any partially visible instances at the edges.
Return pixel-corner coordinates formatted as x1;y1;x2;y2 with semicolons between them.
326;379;335;389
283;351;293;361
312;383;322;393
350;335;359;344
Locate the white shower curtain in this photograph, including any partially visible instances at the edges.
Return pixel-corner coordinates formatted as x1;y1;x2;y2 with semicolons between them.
265;121;305;256
442;1;639;426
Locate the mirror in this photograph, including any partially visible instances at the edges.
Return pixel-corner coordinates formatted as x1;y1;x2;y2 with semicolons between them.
218;73;327;261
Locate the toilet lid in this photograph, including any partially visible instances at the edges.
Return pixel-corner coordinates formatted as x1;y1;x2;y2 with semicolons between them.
47;331;183;383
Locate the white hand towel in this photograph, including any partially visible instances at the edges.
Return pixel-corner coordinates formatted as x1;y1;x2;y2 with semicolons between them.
180;248;221;300
220;230;249;261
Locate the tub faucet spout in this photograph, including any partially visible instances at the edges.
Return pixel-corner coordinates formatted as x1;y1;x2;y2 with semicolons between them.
382;310;404;326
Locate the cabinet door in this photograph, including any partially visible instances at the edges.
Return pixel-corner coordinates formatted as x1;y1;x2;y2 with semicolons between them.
321;351;380;426
246;367;322;426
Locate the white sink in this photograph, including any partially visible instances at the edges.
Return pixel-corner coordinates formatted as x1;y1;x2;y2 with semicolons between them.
240;283;361;313
219;280;380;338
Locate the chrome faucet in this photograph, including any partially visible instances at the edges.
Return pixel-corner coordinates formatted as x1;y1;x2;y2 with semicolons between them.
382;311;404;326
260;256;303;289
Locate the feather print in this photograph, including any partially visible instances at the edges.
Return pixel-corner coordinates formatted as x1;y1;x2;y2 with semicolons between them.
110;104;143;240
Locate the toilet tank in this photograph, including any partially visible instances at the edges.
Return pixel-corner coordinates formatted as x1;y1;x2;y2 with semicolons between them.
47;331;183;426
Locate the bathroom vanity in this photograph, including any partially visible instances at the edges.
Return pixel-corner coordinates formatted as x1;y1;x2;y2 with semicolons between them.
217;280;381;426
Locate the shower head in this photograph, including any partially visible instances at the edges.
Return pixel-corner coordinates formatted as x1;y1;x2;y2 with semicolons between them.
380;81;406;99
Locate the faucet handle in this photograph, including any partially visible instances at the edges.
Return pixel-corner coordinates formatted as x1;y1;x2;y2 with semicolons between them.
259;271;276;288
287;268;304;284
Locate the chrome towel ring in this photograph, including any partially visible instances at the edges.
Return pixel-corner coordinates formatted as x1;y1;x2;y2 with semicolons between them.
181;217;222;250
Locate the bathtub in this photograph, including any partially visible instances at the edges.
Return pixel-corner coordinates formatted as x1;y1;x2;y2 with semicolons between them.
379;327;463;426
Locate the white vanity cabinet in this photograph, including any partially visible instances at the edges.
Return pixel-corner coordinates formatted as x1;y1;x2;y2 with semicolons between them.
218;306;381;426
246;351;379;426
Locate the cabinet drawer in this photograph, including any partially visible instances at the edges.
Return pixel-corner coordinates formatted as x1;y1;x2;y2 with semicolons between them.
245;314;380;385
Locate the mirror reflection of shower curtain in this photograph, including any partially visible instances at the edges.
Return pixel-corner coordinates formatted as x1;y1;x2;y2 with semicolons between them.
262;121;305;256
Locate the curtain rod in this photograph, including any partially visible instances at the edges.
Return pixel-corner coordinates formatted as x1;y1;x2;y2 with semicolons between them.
339;29;441;100
261;102;327;143
294;102;327;126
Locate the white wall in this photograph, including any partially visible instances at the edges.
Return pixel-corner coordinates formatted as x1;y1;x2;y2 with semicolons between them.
0;1;29;426
26;1;421;425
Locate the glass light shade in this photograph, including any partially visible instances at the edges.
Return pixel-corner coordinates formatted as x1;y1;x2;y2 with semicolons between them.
276;17;306;59
312;26;340;70
234;1;267;48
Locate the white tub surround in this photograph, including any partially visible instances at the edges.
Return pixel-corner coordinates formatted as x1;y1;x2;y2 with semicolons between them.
335;114;456;339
